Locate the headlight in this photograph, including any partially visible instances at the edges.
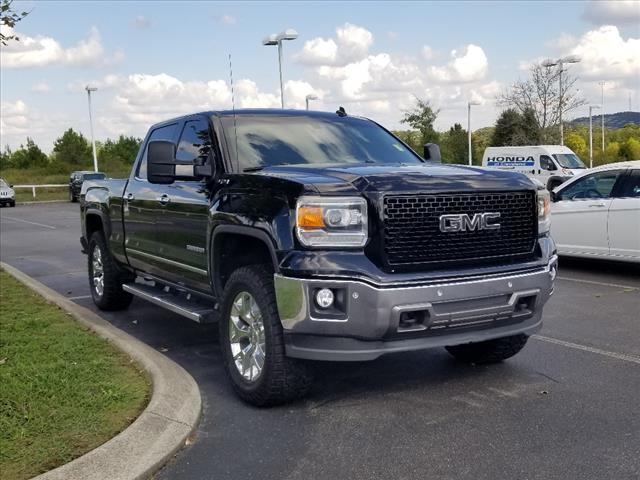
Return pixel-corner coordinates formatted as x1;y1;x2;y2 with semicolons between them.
296;196;368;247
537;188;551;234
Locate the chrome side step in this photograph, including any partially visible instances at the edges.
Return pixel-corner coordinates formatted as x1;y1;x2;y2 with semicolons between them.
123;282;217;323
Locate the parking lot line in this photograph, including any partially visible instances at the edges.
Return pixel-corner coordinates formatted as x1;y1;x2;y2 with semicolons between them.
1;216;57;230
532;334;640;365
556;276;638;290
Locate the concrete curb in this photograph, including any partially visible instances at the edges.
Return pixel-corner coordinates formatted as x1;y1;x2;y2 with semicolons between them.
16;200;68;205
1;262;202;480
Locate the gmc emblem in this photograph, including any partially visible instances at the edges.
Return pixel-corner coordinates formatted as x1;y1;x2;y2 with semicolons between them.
439;212;501;232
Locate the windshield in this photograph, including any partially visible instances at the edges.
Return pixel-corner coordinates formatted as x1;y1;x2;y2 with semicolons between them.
221;114;423;170
553;153;586;169
83;173;106;180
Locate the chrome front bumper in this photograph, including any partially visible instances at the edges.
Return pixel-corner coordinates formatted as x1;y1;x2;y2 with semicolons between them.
275;257;557;361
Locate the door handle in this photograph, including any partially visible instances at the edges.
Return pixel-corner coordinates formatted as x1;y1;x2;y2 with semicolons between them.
126;192;135;201
158;194;170;205
588;203;606;207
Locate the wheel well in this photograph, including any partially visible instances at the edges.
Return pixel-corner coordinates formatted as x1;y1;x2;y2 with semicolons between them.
214;233;276;293
85;214;104;240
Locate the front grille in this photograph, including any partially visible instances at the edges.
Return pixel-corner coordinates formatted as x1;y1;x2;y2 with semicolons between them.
383;191;537;265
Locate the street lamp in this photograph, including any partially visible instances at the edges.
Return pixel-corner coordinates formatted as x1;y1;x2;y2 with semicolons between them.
542;55;581;146
305;93;318;110
85;85;98;172
589;104;601;169
263;29;298;109
467;101;480;166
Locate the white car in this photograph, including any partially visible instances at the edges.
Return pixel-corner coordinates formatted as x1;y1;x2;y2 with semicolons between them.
550;161;640;263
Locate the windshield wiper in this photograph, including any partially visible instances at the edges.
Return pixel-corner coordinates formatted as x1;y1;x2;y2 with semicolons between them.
243;166;265;172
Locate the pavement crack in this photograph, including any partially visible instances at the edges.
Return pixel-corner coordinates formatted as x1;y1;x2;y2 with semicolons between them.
147;409;192;428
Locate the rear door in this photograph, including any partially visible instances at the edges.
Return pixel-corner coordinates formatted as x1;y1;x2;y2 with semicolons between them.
608;169;640;261
123;122;179;276
152;117;215;291
551;169;624;257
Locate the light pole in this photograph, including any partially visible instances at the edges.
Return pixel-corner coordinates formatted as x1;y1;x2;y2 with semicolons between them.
467;101;480;165
589;104;600;169
542;55;581;146
263;29;298;109
305;93;318;110
599;81;605;157
85;85;98;172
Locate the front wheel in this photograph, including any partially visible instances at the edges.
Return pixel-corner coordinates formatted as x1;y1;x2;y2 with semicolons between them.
88;231;133;310
445;334;529;364
69;189;77;203
219;265;311;406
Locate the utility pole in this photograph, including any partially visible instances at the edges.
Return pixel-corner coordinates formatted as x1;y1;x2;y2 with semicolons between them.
542;55;581;146
85;86;98;172
467;101;479;166
589;105;600;169
599;81;605;158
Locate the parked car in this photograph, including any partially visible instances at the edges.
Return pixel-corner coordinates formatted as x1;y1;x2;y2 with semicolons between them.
80;109;557;406
551;161;640;263
483;145;587;190
69;171;106;202
0;177;16;207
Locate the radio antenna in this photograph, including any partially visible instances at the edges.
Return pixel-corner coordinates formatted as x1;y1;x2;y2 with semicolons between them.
228;53;239;171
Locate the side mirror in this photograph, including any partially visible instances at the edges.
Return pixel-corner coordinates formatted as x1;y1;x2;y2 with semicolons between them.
148;140;176;184
423;143;441;163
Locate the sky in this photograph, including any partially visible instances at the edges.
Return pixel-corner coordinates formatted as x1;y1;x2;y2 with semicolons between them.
1;0;639;152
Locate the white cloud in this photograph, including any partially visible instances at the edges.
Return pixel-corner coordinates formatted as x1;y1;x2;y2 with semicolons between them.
582;0;640;26
133;15;151;29
0;26;122;69
214;14;236;25
427;44;488;83
421;46;436;61
565;26;640;82
31;82;52;93
67;74;125;93
0;100;62;148
296;23;373;66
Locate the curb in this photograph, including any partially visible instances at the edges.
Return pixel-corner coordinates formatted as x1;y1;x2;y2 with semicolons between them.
16;200;68;205
1;262;202;480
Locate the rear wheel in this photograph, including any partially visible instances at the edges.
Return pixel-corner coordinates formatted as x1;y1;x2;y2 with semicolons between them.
88;231;133;310
69;189;77;203
219;264;311;406
445;334;529;364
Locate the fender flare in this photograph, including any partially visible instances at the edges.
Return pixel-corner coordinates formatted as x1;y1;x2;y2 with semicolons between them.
84;208;111;240
209;225;280;298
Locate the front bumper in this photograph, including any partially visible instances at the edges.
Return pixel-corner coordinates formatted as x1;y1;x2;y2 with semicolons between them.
0;197;15;205
275;256;557;361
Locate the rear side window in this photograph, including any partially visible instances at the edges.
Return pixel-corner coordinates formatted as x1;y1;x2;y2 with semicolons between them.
175;119;213;177
137;123;178;180
620;170;640;198
559;170;622;200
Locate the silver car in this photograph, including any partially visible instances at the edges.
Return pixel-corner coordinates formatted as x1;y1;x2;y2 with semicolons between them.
0;177;16;207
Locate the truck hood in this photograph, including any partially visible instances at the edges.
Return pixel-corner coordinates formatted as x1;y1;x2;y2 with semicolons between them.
253;163;535;194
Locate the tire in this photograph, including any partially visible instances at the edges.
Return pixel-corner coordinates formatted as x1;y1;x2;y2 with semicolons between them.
445;334;529;364
546;178;563;191
69;189;77;203
88;231;133;310
9;201;15;207
219;264;312;406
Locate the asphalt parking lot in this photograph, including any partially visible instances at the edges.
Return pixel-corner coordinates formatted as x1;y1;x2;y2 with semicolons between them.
1;202;639;480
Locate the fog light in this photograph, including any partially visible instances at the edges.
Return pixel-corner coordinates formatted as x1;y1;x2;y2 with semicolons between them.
315;288;334;309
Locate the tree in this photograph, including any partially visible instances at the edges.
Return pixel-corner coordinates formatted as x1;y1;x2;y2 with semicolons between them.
400;97;440;146
564;132;587;160
497;62;586;142
1;0;29;45
52;129;92;166
440;123;468;164
621;137;640;161
491;108;542;147
98;135;142;166
0;145;13;170
9;138;48;169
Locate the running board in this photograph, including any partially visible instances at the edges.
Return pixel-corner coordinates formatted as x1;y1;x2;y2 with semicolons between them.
123;283;217;323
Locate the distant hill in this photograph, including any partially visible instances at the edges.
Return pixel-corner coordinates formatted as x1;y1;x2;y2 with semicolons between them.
570;111;640;129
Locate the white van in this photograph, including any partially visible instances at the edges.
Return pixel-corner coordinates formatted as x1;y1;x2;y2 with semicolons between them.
482;145;587;190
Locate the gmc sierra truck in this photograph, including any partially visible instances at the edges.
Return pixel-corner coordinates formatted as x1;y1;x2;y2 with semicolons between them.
80;109;557;406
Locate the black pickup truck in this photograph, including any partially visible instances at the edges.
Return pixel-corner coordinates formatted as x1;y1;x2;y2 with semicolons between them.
80;109;557;406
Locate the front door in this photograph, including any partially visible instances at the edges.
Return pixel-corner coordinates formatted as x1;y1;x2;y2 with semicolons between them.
124;122;179;277
552;169;624;257
153;117;215;292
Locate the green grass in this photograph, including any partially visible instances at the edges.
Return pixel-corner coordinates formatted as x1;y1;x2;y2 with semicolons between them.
0;270;150;480
14;187;69;203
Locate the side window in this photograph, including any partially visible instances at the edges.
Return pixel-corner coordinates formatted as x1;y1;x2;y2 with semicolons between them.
175;119;213;177
620;170;640;198
559;170;621;201
540;155;556;171
136;123;178;180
